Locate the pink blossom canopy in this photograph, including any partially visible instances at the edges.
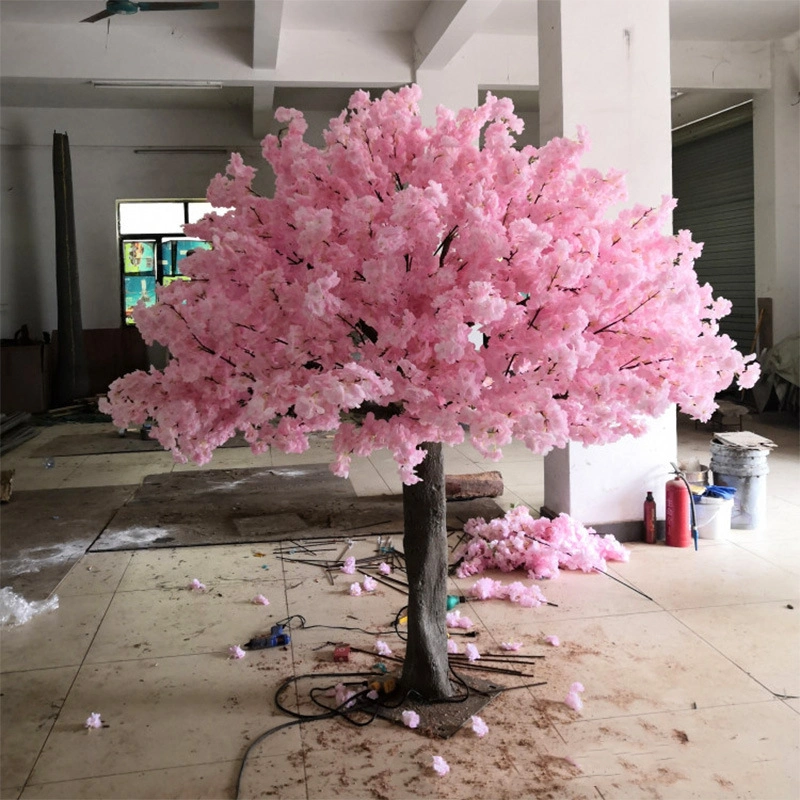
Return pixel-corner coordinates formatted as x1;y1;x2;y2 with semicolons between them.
101;85;757;482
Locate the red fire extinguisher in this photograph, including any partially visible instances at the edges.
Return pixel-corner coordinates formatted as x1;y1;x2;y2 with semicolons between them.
665;477;691;547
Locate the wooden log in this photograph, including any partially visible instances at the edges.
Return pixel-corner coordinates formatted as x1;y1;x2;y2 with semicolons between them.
445;471;503;500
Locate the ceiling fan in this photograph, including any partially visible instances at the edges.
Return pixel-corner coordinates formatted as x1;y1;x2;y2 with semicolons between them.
81;1;220;24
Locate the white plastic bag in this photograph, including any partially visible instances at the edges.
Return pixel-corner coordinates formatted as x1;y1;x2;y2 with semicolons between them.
0;586;59;626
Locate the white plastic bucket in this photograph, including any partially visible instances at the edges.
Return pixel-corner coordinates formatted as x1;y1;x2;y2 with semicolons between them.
694;496;734;540
710;442;770;530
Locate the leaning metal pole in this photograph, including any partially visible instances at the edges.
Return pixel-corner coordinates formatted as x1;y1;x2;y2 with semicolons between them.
53;130;88;406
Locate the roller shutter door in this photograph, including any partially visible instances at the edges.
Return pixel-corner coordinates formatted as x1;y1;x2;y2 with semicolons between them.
672;119;755;353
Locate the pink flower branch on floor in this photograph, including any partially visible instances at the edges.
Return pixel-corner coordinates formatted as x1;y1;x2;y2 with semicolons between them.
457;507;629;580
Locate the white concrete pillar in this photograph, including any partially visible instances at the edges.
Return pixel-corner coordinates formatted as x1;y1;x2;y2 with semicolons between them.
753;33;800;347
538;0;677;538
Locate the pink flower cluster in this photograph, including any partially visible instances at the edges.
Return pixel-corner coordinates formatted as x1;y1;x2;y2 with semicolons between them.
565;681;585;711
100;85;757;484
468;576;548;607
348;576;378;596
84;713;102;729
402;710;420;728
445;609;473;629
457;506;629;580
341;557;356;575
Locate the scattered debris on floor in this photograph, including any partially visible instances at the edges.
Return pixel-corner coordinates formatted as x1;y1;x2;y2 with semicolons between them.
0;412;39;455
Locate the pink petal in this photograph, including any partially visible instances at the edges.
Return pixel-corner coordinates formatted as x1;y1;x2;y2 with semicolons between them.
432;755;450;776
349;582;362;596
447;638;459;654
189;578;206;591
401;709;420;729
228;645;246;659
471;715;489;737
465;643;480;662
252;594;270;605
362;576;378;592
375;639;393;656
84;713;102;729
379;562;392;575
544;635;560;647
341;556;356;575
500;641;522;651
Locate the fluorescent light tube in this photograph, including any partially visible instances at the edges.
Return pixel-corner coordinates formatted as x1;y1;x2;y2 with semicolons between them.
92;80;223;90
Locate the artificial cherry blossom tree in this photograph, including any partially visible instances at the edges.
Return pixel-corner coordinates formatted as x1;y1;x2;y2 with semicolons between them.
102;85;757;700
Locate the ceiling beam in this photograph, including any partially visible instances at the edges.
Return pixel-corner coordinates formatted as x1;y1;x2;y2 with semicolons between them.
413;0;503;71
252;0;283;69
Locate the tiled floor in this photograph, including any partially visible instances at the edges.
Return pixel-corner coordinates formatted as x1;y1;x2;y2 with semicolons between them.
1;413;798;799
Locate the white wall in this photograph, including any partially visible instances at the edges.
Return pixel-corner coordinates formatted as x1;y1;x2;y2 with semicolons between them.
0;106;266;339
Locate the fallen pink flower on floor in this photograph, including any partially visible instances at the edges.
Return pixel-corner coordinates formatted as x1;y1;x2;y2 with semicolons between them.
471;715;489;737
446;609;473;629
362;575;378;592
228;645;246;659
349;582;362;596
505;581;548;607
334;682;356;709
189;578;206;591
366;689;379;700
544;635;560;646
465;643;481;662
375;640;393;656
402;710;420;729
84;713;102;729
252;594;270;605
341;557;356;575
501;641;523;651
447;638;459;654
565;681;585;711
471;576;504;600
379;562;392;575
458;507;630;581
432;755;450;776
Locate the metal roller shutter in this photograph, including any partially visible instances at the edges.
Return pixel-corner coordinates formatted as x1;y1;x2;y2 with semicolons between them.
672;116;755;353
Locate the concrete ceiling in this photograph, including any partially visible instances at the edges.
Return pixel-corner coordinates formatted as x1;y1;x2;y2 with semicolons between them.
1;0;798;127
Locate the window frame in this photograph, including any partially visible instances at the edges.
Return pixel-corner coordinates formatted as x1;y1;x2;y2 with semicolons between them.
117;199;212;327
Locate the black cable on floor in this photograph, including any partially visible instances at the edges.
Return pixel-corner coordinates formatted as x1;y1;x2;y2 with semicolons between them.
275;613;401;638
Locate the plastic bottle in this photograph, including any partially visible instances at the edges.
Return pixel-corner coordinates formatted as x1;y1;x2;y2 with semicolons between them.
643;491;657;543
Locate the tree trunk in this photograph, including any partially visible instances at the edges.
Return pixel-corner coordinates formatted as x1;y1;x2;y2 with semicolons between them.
400;441;453;700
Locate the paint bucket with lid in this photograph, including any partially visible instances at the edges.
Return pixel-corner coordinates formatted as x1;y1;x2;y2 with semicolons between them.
709;442;769;530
